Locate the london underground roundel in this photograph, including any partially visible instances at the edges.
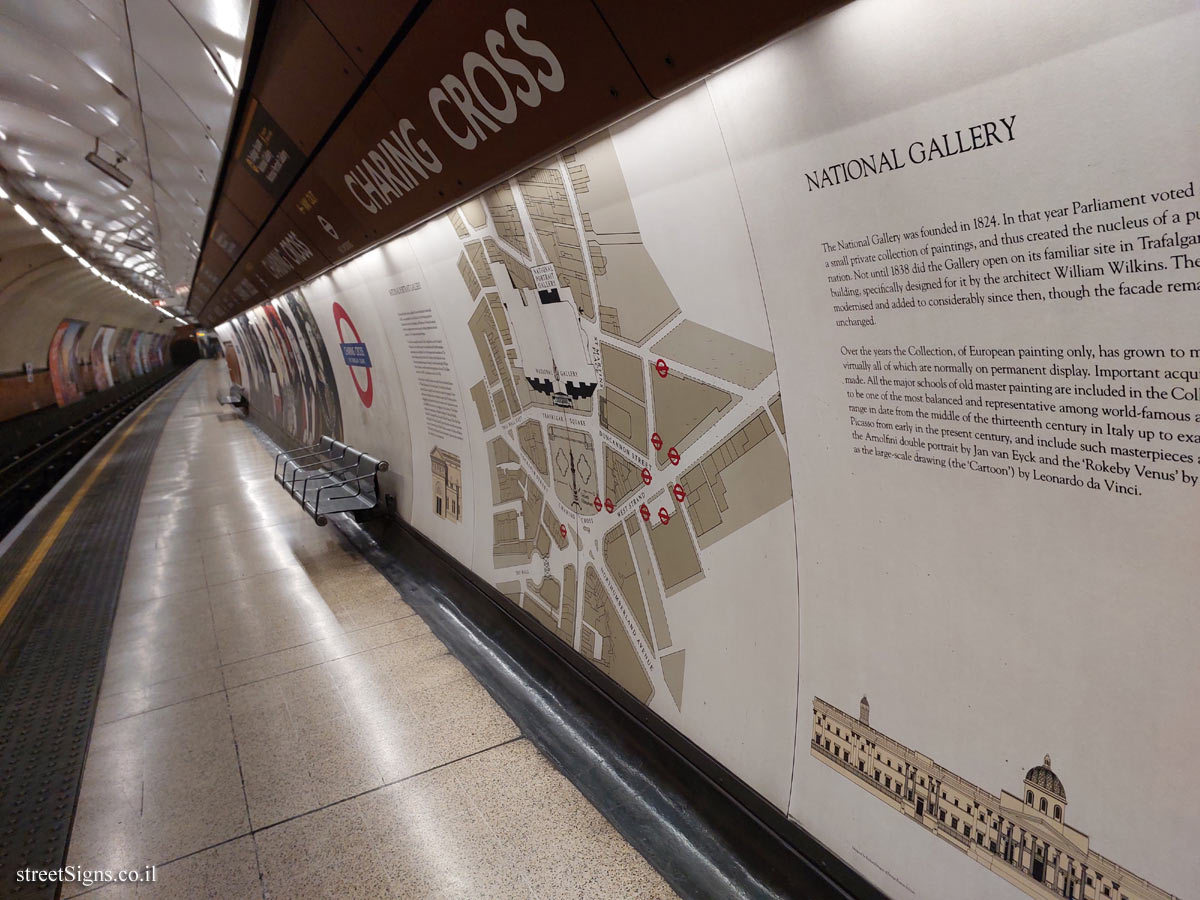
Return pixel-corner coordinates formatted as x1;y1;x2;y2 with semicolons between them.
332;302;373;408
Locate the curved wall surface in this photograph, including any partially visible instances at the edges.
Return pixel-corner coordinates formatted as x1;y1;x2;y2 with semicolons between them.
0;205;176;419
218;3;1200;899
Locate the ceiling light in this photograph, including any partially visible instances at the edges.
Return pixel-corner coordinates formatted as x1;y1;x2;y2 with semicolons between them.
86;139;133;189
0;183;8;200
62;245;79;258
0;128;6;140
40;227;61;244
120;198;135;211
13;204;38;227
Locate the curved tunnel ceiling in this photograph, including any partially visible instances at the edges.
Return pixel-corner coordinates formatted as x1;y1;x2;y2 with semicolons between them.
0;0;257;316
0;200;183;372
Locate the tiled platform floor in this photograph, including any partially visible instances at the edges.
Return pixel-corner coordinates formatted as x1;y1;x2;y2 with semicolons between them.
66;361;676;899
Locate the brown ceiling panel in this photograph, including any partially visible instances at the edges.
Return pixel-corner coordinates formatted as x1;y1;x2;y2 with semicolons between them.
222;161;277;228
251;0;363;155
284;167;377;265
306;0;420;72
593;0;839;97
235;97;307;201
245;210;332;291
208;198;257;267
335;0;650;239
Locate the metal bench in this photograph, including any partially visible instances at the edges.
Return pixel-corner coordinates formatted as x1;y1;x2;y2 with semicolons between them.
217;383;247;409
274;435;388;526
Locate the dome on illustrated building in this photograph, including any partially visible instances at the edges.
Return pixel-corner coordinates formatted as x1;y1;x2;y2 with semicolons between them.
1024;754;1065;800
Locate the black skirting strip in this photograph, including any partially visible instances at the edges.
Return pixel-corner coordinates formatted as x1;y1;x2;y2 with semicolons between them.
0;370;195;900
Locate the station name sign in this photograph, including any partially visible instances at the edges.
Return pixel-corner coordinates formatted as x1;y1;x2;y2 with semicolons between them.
343;8;566;216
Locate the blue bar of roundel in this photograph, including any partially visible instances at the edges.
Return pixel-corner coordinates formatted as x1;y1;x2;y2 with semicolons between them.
340;342;371;367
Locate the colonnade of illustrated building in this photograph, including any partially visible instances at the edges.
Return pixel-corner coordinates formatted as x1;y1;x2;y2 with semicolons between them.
811;697;1178;900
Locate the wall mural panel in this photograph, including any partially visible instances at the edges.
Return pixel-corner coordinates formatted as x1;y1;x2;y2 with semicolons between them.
220;292;344;445
90;326;117;392
214;3;1198;897
47;318;87;407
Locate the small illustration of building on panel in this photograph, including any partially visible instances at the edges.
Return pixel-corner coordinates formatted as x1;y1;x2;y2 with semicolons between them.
811;697;1180;900
430;447;462;522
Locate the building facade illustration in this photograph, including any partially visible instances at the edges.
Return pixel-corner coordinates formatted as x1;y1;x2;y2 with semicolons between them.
811;697;1179;900
430;447;462;522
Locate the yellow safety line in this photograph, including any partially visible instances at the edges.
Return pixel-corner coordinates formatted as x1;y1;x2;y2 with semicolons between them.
0;392;168;625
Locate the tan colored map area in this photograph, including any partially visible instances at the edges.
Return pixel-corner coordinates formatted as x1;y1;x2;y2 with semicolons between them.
581;565;652;702
679;409;791;550
769;392;786;437
650;320;776;390
604;445;641;507
660;649;685;711
466;240;495;287
599;342;648;454
448;208;468;238
460;198;487;230
522;565;577;647
517;419;548;479
470;380;494;430
626;515;671;652
493;510;532;568
484;183;527;255
458;252;481;300
542;502;569;551
602;524;651;644
488;437;523;503
468;295;520;424
548;425;597;515
650;369;739;467
646;498;704;597
570;137;679;345
517;164;594;319
526;573;560;615
600;342;644;400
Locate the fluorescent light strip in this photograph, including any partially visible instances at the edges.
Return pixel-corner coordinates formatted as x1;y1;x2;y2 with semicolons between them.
1;193;167;318
13;204;37;226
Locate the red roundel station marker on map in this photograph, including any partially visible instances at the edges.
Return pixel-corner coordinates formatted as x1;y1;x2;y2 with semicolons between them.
604;497;615;514
658;507;671;525
667;447;681;466
593;495;603;512
650;432;663;451
672;483;686;503
641;467;652;485
640;504;651;522
559;524;567;540
655;358;669;378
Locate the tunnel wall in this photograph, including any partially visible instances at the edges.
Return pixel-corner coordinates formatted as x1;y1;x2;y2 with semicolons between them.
216;3;1200;898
